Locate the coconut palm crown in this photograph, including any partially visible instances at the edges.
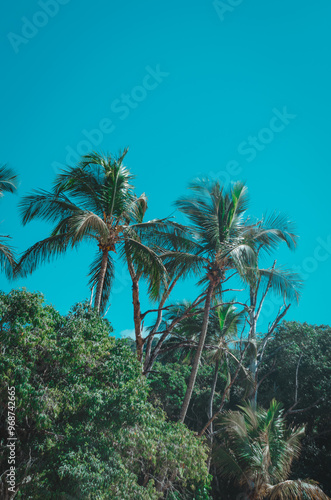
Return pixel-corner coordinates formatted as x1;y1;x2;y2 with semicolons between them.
215;399;330;499
17;150;172;313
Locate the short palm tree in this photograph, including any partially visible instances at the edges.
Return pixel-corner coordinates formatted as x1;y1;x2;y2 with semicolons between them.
215;399;329;499
168;179;297;423
0;164;18;277
207;303;245;433
17;151;167;320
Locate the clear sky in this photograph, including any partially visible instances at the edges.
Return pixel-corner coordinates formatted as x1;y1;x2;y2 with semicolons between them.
1;0;331;336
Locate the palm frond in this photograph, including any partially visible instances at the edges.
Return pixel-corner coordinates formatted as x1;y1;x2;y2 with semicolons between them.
65;211;109;245
161;250;208;280
0;164;18;195
53;165;104;215
121;237;167;301
267;480;330;499
88;250;115;313
225;244;257;281
0;238;16;278
16;234;70;277
259;266;303;303
19;190;82;225
247;212;298;254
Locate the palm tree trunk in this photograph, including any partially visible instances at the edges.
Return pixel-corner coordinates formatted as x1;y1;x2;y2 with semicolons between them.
208;359;220;435
143;295;166;372
94;249;109;313
206;358;219;472
179;281;215;423
125;248;144;363
132;277;143;362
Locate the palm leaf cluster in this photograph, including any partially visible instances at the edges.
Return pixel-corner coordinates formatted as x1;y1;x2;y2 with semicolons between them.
215;399;329;499
17;151;183;312
0;164;18;277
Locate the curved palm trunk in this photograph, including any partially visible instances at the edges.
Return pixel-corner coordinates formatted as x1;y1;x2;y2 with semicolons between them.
94;249;109;313
179;281;215;423
143;294;167;372
208;358;220;435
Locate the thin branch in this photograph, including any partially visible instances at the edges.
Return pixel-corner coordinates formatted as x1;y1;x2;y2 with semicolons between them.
198;341;250;437
255;260;276;320
143;292;207;375
258;304;291;361
141;305;171;320
257;342;293;367
285;398;323;417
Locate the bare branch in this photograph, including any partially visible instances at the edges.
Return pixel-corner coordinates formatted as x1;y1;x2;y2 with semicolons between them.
198;342;250;437
285;398;323;417
255;260;276;321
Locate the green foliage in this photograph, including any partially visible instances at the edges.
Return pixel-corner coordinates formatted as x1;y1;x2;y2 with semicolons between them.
258;321;331;495
0;290;210;499
214;399;329;499
149;361;228;432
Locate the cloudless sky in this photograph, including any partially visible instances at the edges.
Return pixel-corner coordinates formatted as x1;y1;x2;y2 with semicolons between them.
1;0;331;336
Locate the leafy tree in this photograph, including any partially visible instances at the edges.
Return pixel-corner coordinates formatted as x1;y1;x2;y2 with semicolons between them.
0;290;210;499
258;321;331;496
214;399;329;499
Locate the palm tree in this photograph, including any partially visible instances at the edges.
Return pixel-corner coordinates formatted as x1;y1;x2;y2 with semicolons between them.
206;303;245;435
18;152;175;343
215;399;329;499
0;164;18;277
168;179;297;423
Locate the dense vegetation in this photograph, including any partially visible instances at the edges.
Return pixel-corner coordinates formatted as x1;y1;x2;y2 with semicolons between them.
0;154;330;499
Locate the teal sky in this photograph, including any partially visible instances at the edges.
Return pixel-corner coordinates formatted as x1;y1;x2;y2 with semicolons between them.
1;0;331;336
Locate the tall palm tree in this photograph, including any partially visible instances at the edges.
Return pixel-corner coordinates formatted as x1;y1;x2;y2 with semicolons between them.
0;164;18;277
215;399;329;499
17;151;168;323
168;179;297;423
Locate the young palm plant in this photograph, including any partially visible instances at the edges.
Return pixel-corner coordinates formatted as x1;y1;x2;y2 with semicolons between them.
215;399;329;499
168;179;297;423
0;164;18;277
17;151;177;359
206;303;245;435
